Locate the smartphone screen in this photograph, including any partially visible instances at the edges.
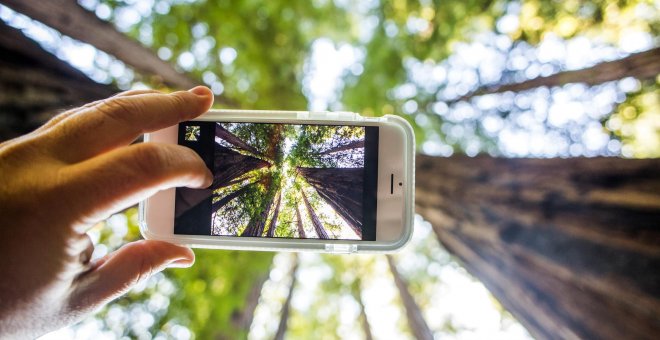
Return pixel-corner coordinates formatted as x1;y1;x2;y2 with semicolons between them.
174;121;379;241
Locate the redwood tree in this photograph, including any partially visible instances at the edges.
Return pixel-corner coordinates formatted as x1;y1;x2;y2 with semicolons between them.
415;155;660;339
301;190;329;239
214;144;270;188
297;167;363;237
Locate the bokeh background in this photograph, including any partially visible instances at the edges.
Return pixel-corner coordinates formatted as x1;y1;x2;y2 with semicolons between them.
0;0;657;338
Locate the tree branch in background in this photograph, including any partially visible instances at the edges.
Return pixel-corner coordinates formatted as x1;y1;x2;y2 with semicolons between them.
447;46;660;104
0;0;236;106
386;255;434;340
415;155;660;339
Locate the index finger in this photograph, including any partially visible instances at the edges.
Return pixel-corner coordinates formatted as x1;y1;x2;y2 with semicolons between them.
48;86;213;163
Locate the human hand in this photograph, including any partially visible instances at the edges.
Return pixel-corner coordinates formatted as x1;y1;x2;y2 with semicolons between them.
0;87;214;338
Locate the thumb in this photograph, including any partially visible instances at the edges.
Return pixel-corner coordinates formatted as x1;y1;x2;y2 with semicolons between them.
69;240;194;313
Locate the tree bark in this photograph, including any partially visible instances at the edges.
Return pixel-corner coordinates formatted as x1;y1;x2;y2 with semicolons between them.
0;21;115;140
231;271;270;335
216;124;265;158
214;144;270;189
212;181;258;213
318;139;365;155
301;190;329;239
297;167;363;238
351;280;374;340
448;46;660;104
0;0;237;106
415;155;660;340
386;255;434;340
266;192;282;237
273;254;299;340
295;205;306;238
241;184;276;237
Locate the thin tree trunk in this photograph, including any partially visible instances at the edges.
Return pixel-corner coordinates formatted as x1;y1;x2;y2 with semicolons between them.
319;139;365;155
448;46;660;104
351;280;374;340
273;254;299;340
212;181;258;212
295;205;306;238
386;255;434;340
415;155;660;340
241;183;276;237
301;190;329;239
216;124;265;158
297;167;363;238
214;144;270;188
266;192;282;237
231;271;270;335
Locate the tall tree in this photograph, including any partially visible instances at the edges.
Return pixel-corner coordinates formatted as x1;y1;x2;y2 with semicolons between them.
212;180;259;213
214;144;270;188
301;190;329;239
448;47;660;104
273;254;299;340
295;204;306;238
318;139;365;155
216;124;266;158
241;185;276;237
415;155;660;339
265;192;282;237
386;255;435;340
297;167;363;237
350;279;374;340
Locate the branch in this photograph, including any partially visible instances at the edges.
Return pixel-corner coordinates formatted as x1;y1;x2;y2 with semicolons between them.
447;46;660;104
0;0;236;106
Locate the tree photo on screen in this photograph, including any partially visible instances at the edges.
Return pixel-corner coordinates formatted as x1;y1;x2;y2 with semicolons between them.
211;123;366;240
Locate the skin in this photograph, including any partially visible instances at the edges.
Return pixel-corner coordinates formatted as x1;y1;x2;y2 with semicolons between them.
0;86;215;338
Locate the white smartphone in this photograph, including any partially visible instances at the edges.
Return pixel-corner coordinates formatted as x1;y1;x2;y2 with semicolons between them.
139;110;414;253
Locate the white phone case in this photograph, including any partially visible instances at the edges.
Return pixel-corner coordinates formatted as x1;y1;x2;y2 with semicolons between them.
138;110;415;253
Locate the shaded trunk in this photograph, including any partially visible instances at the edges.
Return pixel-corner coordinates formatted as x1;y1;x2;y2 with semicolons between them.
0;21;115;141
415;155;660;340
216;124;265;158
212;181;258;213
448;46;660;104
273;254;299;340
214;144;270;189
301;190;329;239
230;271;270;335
351;280;374;340
295;205;306;238
318;139;365;155
297;167;363;238
241;183;276;237
266;192;282;237
386;255;434;340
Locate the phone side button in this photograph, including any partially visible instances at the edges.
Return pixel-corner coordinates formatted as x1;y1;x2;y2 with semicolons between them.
325;244;358;254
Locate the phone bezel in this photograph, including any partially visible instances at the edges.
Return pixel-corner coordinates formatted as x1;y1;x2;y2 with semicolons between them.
139;110;414;253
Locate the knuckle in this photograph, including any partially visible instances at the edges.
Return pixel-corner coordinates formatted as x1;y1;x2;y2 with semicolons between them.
97;97;144;124
129;144;172;174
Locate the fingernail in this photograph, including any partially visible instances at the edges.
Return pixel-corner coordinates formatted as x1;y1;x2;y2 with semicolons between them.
204;169;213;188
167;257;194;269
188;86;210;96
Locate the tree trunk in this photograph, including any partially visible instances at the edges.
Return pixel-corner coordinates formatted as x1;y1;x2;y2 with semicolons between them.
448;46;660;104
319;139;365;155
214;144;270;189
301;190;329;239
266;192;282;237
350;280;374;340
386;255;434;340
212;181;258;213
230;271;270;335
297;167;363;238
415;155;660;340
216;124;265;158
0;21;115;141
295;205;306;238
241;185;276;237
273;254;299;340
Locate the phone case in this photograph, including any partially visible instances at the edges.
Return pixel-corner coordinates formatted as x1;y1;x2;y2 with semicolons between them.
139;110;415;253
